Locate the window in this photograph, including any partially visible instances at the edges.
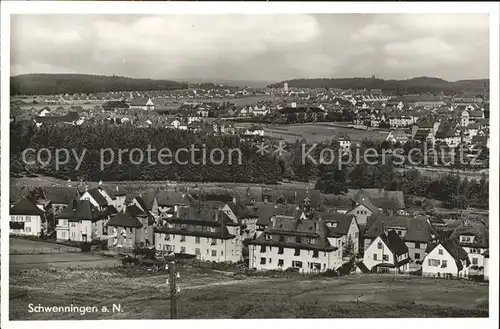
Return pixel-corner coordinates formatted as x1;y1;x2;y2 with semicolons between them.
428;259;440;267
260;245;266;253
194;248;201;256
278;259;284;267
441;260;447;268
472;258;478;265
278;247;284;254
382;254;389;261
211;238;217;245
180;236;186;242
26;227;31;232
211;250;217;257
294;248;300;256
296;237;302;243
292;261;303;268
377;242;383;249
207;249;209;255
71;223;76;228
265;234;271;240
438;249;443;255
25;217;31;222
268;258;272;264
313;250;319;258
397;231;402;236
373;254;378;260
260;257;266;265
279;235;285;242
180;247;186;254
414;253;420;260
415;242;420;249
269;247;272;252
195;236;200;244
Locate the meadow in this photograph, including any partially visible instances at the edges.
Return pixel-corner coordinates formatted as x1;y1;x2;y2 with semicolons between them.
9;266;488;320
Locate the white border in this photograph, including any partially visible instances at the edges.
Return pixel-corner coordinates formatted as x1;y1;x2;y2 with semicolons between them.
1;2;499;329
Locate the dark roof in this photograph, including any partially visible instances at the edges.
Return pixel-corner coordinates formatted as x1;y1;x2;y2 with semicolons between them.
426;239;470;271
449;220;489;248
106;209;143;228
85;188;108;207
348;189;405;209
226;200;250;219
10;197;45;216
379;231;408;255
56;199;107;222
256;203;302;226
313;212;356;236
41;186;79;204
246;216;337;252
130;97;152;106
34;111;78;123
365;214;437;243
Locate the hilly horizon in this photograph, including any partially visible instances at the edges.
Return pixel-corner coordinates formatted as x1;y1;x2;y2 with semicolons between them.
10;73;489;96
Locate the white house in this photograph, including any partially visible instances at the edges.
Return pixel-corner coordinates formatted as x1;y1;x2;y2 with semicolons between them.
449;220;489;274
130;97;154;111
9;197;46;236
246;216;344;274
362;231;411;273
314;212;360;255
56;199;110;242
422;239;470;279
79;187;112;210
154;208;242;262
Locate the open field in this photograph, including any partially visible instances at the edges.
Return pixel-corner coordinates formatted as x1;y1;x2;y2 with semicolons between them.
9;267;488;320
10;237;80;254
9;238;121;270
264;124;390;143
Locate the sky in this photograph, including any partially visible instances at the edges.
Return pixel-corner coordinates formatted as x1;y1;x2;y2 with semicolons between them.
10;14;490;83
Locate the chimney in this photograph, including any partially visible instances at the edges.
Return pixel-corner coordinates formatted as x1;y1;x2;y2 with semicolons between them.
232;195;237;204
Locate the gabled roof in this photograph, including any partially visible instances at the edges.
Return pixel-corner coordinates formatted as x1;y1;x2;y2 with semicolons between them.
56;199;107;222
379;230;408;256
85;188;108;207
256;203;302;226
449;220;489;248
426;239;470;271
313;212;356;236
226;200;250;219
107;209;143;229
10;197;45;216
365;214;437;243
41;186;79;204
130;97;152;106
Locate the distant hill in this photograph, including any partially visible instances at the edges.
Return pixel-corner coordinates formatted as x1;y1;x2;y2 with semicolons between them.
10;74;189;95
268;77;489;95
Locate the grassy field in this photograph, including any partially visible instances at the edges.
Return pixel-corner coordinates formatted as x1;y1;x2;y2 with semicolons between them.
9;266;488;320
9;238;121;270
264;124;389;143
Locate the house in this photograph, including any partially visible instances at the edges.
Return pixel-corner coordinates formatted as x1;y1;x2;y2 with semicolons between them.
422;239;470;279
155;191;190;219
362;231;411;273
245;215;344;273
130;97;154;111
154;208;242;262
252;105;269;116
55;199;110;242
314;212;360;255
37;186;81;215
386;130;408;144
106;204;153;249
255;203;305;232
10;197;46;236
468;110;484;124
221;198;258;239
38;107;51;117
363;214;438;269
79;187;110;210
336;133;351;152
449;220;489;273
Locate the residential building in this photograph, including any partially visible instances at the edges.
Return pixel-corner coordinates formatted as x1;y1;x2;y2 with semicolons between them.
9;197;46;236
314;212;360;255
363;214;438;270
386;130;409;144
362;231;411;273
245;215;344;273
449;220;489;272
56;199;110;242
422;239;470;279
155;208;242;262
107;204;153;249
130;97;154;111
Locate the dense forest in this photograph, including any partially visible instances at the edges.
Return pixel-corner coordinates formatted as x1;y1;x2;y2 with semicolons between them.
268;77;489;95
10;74;188;95
10;122;488;209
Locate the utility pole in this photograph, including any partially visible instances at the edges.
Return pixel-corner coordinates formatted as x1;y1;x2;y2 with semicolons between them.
166;260;179;319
